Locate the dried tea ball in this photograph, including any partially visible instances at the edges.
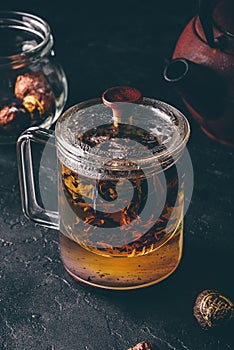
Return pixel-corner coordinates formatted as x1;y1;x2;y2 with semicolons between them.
0;102;30;132
14;73;35;100
14;72;55;120
15;72;51;99
194;289;234;330
128;341;152;350
22;90;55;119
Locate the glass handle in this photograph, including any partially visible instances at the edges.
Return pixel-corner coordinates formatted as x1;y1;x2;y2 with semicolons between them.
17;126;59;230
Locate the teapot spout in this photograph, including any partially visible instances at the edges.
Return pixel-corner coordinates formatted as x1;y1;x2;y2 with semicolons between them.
163;58;189;85
163;58;227;121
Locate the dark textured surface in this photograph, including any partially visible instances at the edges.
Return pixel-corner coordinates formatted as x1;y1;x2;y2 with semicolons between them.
0;1;234;349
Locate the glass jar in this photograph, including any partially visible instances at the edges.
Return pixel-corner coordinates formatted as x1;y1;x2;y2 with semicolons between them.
0;11;68;144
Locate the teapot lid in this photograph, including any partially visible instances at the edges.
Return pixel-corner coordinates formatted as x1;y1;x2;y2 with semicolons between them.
213;0;234;36
198;0;234;49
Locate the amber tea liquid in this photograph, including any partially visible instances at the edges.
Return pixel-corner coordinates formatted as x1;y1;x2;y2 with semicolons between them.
58;149;184;289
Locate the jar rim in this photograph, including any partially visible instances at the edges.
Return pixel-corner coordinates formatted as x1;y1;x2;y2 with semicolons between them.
0;10;53;68
55;97;190;174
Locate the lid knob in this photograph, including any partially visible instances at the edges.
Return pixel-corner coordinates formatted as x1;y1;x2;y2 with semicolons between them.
102;86;142;106
102;86;142;123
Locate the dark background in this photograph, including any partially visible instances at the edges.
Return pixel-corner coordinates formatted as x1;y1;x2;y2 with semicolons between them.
0;1;234;349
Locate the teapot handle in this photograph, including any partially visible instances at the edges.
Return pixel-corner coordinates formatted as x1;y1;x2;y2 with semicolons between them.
199;0;219;48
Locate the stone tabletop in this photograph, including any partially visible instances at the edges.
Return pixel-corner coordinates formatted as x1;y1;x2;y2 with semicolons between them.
0;1;234;349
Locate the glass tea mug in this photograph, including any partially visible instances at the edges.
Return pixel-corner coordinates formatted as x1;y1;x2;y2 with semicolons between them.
17;86;191;290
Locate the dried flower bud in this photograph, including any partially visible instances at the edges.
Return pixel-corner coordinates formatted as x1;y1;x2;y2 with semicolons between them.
15;72;51;99
194;289;234;330
128;341;152;350
22;90;55;119
14;72;55;119
0;102;30;132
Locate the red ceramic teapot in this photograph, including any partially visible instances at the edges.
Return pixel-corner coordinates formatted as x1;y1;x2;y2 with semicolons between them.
164;0;234;147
